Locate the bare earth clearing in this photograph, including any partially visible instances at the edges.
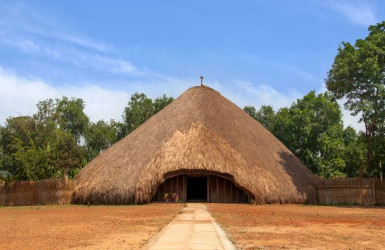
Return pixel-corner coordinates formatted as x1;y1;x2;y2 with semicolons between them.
2;203;385;249
0;204;184;250
207;204;385;249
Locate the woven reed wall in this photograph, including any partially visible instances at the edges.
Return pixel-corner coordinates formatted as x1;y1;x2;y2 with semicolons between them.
1;177;385;206
375;181;385;205
317;178;385;205
0;179;74;206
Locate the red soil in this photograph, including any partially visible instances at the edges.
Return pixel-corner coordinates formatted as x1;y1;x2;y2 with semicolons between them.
2;203;384;249
0;204;183;249
207;204;385;249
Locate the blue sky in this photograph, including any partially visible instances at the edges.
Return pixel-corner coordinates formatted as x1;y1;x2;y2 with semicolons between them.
1;0;384;130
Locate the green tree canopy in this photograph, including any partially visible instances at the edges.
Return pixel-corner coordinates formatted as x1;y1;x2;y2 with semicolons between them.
123;93;154;135
121;93;174;138
56;97;89;141
326;21;385;176
244;105;276;131
243;106;257;120
0;96;89;181
85;120;118;161
0;92;174;182
273;91;346;177
245;91;350;178
153;95;174;114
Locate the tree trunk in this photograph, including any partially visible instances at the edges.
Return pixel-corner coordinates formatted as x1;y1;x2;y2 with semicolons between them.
366;147;372;177
363;122;370;177
364;120;375;177
359;165;364;178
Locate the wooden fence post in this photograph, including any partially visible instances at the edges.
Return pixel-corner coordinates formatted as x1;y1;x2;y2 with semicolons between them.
373;182;376;205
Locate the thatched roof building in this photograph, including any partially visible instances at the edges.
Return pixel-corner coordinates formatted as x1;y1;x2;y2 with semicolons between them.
73;86;318;204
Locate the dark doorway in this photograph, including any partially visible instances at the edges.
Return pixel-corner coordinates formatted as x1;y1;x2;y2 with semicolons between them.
187;177;207;201
152;174;250;203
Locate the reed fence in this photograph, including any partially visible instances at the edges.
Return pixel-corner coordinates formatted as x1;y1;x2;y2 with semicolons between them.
0;178;74;206
375;180;385;205
1;177;385;206
317;178;385;205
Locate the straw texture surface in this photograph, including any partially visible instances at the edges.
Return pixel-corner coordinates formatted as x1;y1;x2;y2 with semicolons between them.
73;86;317;204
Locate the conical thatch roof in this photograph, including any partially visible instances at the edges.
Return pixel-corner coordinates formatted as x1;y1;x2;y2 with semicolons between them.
73;86;318;204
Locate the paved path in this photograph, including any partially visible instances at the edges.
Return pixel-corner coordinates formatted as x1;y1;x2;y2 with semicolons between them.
145;203;235;250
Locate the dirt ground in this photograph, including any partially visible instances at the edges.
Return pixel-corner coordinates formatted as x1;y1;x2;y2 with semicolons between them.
0;203;184;250
2;203;385;249
207;204;385;249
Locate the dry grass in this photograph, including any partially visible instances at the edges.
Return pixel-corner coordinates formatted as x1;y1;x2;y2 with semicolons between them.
74;86;317;205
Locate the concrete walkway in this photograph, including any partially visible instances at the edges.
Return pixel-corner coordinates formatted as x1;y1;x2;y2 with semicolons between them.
145;203;235;250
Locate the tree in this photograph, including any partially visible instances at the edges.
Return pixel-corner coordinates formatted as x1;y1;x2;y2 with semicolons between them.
0;92;174;181
271;91;346;178
85;120;118;160
52;129;84;178
34;97;89;144
56;97;89;142
244;105;276;131
35;98;57;124
0;97;88;181
326;21;385;177
255;105;276;131
153;95;174;114
12;136;53;180
121;93;174;138
123;93;154;135
0;116;38;180
243;106;257;119
343;128;367;177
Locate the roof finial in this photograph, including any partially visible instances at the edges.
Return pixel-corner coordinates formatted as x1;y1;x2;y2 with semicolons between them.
200;76;204;86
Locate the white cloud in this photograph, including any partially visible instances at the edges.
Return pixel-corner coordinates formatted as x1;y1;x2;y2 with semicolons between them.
326;0;378;26
0;67;365;132
13;39;40;53
0;67;130;124
0;70;298;126
32;30;110;53
295;68;318;81
0;2;110;53
1;36;141;75
225;80;365;132
94;56;141;75
0;67;198;125
216;80;301;111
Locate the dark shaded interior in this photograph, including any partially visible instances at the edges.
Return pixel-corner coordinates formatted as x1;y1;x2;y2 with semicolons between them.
152;173;250;203
187;177;207;201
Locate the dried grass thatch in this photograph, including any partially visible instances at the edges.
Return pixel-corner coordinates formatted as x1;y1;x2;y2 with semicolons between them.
73;86;318;204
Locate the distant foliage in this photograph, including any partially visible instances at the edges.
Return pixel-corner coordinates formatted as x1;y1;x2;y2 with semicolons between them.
326;21;385;177
120;93;174;139
84;120;118;161
242;21;385;179
0;93;174;182
244;91;367;178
